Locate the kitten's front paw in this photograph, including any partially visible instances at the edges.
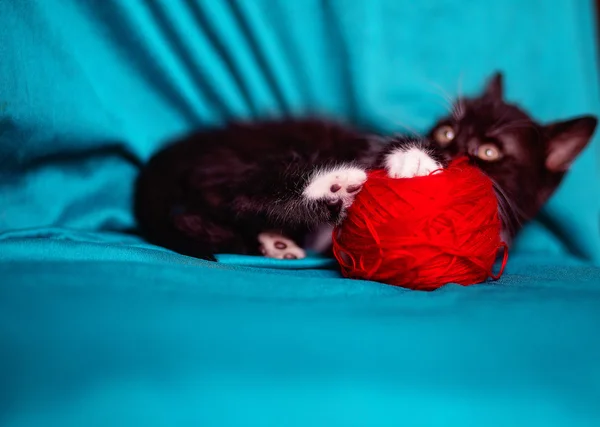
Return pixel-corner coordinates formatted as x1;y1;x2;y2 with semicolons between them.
385;147;442;178
258;232;306;260
303;166;367;213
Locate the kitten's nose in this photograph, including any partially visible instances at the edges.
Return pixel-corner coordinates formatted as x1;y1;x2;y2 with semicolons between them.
467;138;480;156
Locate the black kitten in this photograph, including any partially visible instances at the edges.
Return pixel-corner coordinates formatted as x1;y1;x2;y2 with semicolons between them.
428;72;597;241
135;119;443;260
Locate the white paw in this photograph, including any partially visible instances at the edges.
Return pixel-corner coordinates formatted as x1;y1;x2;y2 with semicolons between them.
385;147;442;178
303;165;367;209
258;232;306;260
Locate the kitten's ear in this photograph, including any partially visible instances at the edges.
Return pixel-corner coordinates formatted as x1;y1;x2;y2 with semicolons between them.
482;72;504;100
544;116;597;172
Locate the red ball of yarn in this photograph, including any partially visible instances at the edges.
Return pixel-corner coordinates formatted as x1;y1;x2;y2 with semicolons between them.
332;157;508;291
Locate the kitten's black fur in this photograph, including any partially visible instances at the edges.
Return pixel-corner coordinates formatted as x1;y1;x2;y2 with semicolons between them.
135;119;439;260
427;72;597;240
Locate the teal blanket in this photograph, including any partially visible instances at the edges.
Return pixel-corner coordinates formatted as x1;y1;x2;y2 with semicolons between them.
1;1;599;425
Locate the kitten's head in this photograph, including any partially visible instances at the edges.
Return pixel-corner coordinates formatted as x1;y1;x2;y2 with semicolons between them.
427;72;597;239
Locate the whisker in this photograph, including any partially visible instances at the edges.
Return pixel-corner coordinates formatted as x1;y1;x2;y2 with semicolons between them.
454;99;466;121
428;82;455;105
427;79;466;121
490;120;541;138
494;190;527;236
493;119;532;129
496;183;528;221
489;109;512;133
455;72;466;119
388;119;423;139
432;99;456;118
487;178;529;240
420;78;461;119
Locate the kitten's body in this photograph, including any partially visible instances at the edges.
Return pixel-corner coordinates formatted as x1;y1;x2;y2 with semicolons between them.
135;119;440;260
135;73;597;260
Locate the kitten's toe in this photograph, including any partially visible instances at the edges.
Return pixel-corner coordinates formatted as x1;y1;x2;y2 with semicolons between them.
258;232;306;260
385;147;442;178
303;165;367;211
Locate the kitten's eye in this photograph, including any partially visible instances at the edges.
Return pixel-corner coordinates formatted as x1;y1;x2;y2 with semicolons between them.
476;143;502;162
433;125;455;145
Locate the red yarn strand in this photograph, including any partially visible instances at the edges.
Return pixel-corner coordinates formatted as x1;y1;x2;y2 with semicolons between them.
491;242;509;280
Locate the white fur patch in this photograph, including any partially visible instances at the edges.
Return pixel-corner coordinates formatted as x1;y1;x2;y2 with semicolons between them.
385;147;441;178
258;232;306;260
303;165;367;208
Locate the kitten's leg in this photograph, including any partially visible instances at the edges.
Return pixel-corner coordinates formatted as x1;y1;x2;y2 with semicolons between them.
233;163;368;228
258;231;306;260
302;165;368;219
245;164;367;258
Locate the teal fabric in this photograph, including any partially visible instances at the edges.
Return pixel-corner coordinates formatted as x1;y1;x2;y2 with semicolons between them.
1;0;599;426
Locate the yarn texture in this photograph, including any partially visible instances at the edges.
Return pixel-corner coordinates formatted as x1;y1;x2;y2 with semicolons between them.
332;157;507;291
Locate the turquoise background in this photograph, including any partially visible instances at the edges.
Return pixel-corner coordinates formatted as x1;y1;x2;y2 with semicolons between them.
1;0;599;425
